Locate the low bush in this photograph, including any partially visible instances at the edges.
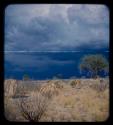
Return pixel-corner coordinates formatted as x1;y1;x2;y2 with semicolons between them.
54;81;63;89
70;80;78;88
39;83;59;99
18;93;49;122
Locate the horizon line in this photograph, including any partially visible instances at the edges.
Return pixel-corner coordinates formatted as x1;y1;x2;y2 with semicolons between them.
3;50;109;53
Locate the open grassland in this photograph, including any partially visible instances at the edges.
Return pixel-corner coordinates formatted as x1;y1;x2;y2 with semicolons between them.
4;78;109;122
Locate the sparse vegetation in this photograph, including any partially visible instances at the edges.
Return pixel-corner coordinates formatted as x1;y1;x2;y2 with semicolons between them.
70;80;76;87
4;97;17;121
14;82;41;98
54;80;63;89
4;78;109;122
39;82;60;99
4;79;18;98
70;80;81;88
89;79;109;92
18;93;49;122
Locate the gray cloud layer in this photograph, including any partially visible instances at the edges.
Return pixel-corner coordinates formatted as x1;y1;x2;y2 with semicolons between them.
5;4;109;51
4;4;109;71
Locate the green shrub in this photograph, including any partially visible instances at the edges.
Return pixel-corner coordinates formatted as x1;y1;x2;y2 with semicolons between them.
79;54;109;78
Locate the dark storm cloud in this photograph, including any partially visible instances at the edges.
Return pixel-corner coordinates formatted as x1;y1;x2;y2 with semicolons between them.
5;4;109;51
4;4;109;78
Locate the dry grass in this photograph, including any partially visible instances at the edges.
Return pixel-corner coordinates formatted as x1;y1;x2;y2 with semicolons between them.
4;78;109;122
4;96;25;121
18;93;49;122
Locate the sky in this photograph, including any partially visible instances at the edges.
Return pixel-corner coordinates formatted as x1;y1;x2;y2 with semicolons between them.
4;4;109;80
